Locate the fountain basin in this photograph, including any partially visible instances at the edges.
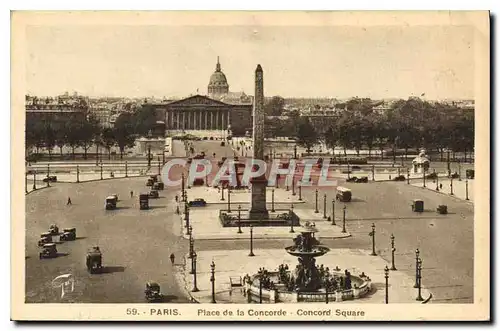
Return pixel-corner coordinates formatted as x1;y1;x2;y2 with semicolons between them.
284;245;330;258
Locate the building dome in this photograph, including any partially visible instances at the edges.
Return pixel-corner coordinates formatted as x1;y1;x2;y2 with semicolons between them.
208;57;229;96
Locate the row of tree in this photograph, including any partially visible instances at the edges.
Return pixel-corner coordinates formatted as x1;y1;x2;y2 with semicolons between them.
283;98;474;160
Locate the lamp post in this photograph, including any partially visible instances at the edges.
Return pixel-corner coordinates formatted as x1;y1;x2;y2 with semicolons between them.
458;161;462;181
446;150;451;176
32;171;37;190
407;168;410;185
369;223;376;256
248;225;255;257
271;189;275;212
384;266;389;304
292;177;296;196
416;258;424;301
436;171;439;191
237;205;242;234
372;164;375;181
46;164;50;187
192;252;199;292
413;249;420;288
227;188;231;213
125;161;128;178
162;151;165;165
185;205;190;233
100;160;103;180
210;261;216;303
181;173;185;201
466;179;469;200
422;167;426;188
147;145;152;167
294;145;297;159
289;204;295;233
298;183;302;201
25;171;28;194
259;271;263;304
342;205;346;233
157;157;161;176
450;177;454;196
331;199;336;225
314;189;319;213
323;194;327;219
390;234;397;270
76;165;80;183
347;163;351;180
221;186;225;201
188;225;193;251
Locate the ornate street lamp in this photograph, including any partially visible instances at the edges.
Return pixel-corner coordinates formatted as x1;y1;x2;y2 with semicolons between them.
258;269;263;303
414;249;420;288
390;234;397;270
323;194;327;219
450;177;454;196
298;183;302;201
292;177;296;196
25;171;28;194
248;225;255;257
342;205;346;233
271;189;275;212
192;251;199;292
347;163;351;180
293;145;297;159
76;165;80;183
237;205;242;234
289;204;295;233
422;167;426;188
185;204;190;233
157;157;161;176
227;188;231;213
125;161;128;178
384;266;389;304
314;189;319;213
466;179;469;200
181;173;185;201
407;168;410;185
221;186;225;201
32;171;37;190
100;161;103;180
416;258;424;301
369;223;376;256
436;171;439;191
331;199;336;225
372;164;375;181
210;261;216;303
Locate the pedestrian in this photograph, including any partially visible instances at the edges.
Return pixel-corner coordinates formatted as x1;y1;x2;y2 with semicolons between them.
170;253;175;265
440;183;443;189
67;197;72;205
130;190;134;198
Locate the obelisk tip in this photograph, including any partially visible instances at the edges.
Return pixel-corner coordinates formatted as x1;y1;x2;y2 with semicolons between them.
256;64;263;72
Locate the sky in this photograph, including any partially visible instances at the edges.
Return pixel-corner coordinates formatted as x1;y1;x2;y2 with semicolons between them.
25;24;475;99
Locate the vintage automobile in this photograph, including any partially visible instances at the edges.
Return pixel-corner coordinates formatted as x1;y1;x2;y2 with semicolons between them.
38;232;52;247
149;190;159;199
86;246;103;274
43;175;58;183
188;198;207;207
146;178;154;186
450;172;460;179
150;175;158;182
412;199;424;213
346;176;358;183
60;227;76;241
39;243;58;259
193;178;204;186
140;193;150;210
437;205;448;215
49;224;59;235
393;175;406;181
336;186;352;202
220;141;225;147
153;182;164;190
351;165;362;171
145;282;163;302
112;194;119;202
466;169;475;179
425;172;438;180
105;196;118;210
355;176;368;183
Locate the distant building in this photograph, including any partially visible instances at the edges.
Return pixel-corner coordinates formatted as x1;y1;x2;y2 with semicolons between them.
25;95;89;126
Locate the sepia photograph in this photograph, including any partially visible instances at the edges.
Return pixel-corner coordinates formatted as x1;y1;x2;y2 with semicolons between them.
11;10;490;321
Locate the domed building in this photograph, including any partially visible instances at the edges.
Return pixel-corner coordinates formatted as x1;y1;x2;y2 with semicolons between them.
207;57;229;98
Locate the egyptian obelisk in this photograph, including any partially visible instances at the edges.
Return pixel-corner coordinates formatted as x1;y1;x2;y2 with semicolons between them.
249;64;269;219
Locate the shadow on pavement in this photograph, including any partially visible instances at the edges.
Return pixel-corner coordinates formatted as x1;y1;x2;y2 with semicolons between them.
75;236;87;240
148;205;166;210
115;206;131;210
100;266;126;274
162;294;179;303
56;253;70;257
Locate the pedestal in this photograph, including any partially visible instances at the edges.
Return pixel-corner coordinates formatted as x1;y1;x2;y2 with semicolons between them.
249;178;269;220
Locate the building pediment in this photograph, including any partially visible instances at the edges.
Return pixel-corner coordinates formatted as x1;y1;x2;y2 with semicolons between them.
167;95;229;107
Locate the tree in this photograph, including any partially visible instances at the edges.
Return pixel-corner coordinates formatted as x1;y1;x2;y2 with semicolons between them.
295;117;318;151
65;121;82;159
101;128;116;160
133;104;158;136
44;123;56;160
264;96;285;116
78;119;99;160
114;113;136;159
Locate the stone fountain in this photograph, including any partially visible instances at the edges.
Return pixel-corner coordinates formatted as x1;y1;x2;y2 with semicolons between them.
245;222;373;303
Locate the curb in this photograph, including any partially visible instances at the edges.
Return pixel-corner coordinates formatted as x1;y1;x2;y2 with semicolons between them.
182;233;352;241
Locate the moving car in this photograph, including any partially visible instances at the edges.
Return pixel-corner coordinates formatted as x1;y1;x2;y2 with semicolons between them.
43;175;57;183
145;282;163;302
336;187;352;202
149;190;159;199
105;196;118;210
38;232;52;247
188;198;207;207
140;193;150;210
86;246;103;274
39;243;58;259
60;228;76;241
153;182;164;190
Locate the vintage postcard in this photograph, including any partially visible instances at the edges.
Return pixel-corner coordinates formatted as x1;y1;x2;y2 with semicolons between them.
11;11;490;321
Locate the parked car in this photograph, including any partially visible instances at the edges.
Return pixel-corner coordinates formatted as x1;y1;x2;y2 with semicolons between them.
60;228;76;241
393;175;406;181
140;193;149;210
86;247;103;274
145;282;163;303
336;187;352;202
38;232;52;247
105;196;117;210
43;175;57;183
355;176;368;183
466;169;475;179
149;190;159;199
48;224;59;235
188;198;207;207
39;243;58;259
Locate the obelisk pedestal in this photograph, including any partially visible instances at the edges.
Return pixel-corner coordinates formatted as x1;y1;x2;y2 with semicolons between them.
249;64;269;220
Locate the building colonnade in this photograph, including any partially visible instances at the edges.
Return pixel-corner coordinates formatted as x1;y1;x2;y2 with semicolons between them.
165;109;231;131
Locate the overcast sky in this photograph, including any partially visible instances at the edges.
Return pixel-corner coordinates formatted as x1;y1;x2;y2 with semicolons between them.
25;25;475;99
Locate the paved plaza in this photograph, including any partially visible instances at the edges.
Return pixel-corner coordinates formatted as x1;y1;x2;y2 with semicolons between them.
180;249;431;304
